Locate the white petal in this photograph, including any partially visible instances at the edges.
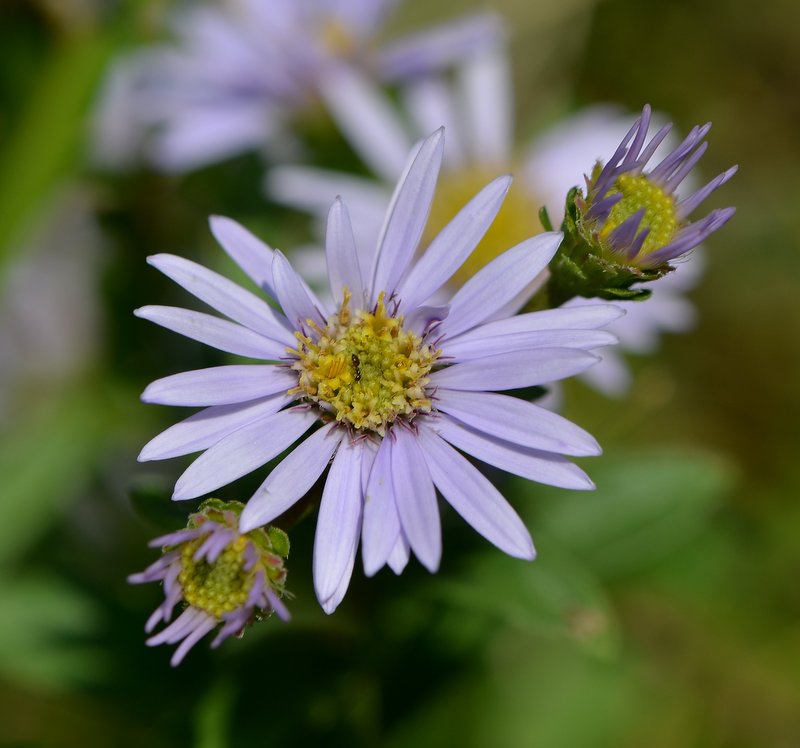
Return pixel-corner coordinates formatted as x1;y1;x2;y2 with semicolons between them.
271;251;326;329
417;425;534;559
173;407;318;500
139;394;294;461
142;365;296;406
430;348;600;391
436;389;601;457
442;329;617;361
318;64;412;181
370;129;444;300
313;437;364;613
401;76;465;167
326;198;365;305
434;414;594;490
146;254;292;343
460;47;513;165
392;428;441;572
240;423;343;531
134;305;286;359
438;232;563;338
209;215;278;298
361;436;401;577
396;175;512;312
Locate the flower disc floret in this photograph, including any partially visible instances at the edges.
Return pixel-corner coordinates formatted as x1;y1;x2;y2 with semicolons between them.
291;292;438;434
600;173;678;258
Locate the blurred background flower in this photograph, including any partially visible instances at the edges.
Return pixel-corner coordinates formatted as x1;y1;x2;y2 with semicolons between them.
1;0;798;746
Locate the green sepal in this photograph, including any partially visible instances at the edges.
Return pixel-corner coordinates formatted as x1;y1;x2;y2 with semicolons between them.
538;205;554;232
594;286;653;302
266;526;291;558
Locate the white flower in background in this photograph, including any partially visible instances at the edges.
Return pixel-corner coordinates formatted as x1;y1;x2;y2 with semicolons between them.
92;0;502;173
267;46;704;396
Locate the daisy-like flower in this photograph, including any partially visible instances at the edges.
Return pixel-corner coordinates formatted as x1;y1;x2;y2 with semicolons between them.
136;130;620;614
578;104;737;270
266;47;709;396
129;499;290;666
93;0;502;173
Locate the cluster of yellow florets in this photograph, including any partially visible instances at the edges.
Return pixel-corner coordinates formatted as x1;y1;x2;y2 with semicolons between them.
599;173;679;260
291;291;439;434
179;535;251;618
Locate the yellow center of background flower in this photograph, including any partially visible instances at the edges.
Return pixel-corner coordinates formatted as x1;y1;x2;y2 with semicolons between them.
600;173;679;260
292;292;438;434
424;167;542;287
179;535;252;618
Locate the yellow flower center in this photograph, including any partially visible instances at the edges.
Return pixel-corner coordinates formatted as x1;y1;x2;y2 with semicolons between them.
291;292;439;435
179;535;251;619
600;174;679;259
424;166;542;287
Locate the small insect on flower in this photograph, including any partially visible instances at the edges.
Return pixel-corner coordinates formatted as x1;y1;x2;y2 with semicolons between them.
580;104;737;269
129;499;290;666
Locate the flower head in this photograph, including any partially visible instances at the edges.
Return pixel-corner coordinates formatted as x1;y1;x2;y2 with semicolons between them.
129;499;290;665
136;130;620;614
93;0;503;172
581;104;737;269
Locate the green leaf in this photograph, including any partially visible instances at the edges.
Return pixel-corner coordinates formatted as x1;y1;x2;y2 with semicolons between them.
429;534;621;659
516;449;736;579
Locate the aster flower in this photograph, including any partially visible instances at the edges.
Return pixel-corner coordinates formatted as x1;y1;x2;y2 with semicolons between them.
577;104;737;270
93;0;502;173
266;47;708;395
129;499;290;666
136;130;620;613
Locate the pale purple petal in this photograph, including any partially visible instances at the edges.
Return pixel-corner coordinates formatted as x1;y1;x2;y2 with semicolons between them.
318;64;412;181
433;414;594;490
396;175;512;312
313;437;364;614
146;254;293;343
387;534;410;575
142;365;295;406
271;251;326;329
239;422;344;531
447;305;625;345
442;329;617;361
173;407;318;500
392;427;441;572
370;129;444;300
436;389;601;457
134;306;285;359
361;436;401;577
417;425;534;560
209;216;278;298
326;198;365;305
437;232;563;338
430;348;599;391
377;13;505;81
169;615;218;666
138;394;293;461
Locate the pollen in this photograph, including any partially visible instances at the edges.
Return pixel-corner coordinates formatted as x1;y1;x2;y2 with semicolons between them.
601;174;679;259
179;536;251;618
291;291;439;434
425;167;541;287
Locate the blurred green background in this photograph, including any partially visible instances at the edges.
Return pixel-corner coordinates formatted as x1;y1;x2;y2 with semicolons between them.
1;0;798;746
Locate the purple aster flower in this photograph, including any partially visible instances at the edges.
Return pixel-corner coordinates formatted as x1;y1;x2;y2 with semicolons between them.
136;130;620;614
129;499;290;666
582;104;737;268
92;0;503;174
